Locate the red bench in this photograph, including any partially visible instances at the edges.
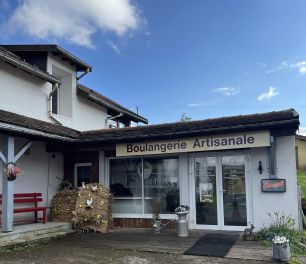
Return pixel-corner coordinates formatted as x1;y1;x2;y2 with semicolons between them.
0;193;48;224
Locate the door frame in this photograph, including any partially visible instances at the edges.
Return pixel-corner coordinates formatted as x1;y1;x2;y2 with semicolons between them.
74;162;92;187
188;150;252;231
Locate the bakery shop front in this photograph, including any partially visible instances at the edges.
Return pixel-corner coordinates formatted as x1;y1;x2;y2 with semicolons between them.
101;109;300;231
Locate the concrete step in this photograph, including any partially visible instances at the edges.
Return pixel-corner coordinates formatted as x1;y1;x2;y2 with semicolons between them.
0;222;73;242
0;230;75;248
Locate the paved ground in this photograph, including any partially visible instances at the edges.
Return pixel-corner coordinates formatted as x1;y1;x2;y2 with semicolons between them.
0;230;277;264
0;240;273;264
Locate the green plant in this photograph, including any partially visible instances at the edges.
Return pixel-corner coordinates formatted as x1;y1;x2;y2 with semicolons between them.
258;211;306;255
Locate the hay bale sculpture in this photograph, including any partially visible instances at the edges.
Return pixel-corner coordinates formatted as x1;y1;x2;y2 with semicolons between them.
50;189;78;222
72;183;112;233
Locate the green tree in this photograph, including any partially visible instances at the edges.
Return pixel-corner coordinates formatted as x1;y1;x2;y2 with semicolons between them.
179;113;192;122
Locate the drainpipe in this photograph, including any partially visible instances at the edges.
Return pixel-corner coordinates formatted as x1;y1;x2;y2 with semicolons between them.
77;68;91;81
48;83;62;125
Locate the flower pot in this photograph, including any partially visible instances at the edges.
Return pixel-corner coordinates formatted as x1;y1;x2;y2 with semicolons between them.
7;175;16;181
273;242;291;262
176;211;189;237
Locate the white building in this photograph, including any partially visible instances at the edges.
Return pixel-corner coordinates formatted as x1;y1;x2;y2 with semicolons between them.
0;44;301;233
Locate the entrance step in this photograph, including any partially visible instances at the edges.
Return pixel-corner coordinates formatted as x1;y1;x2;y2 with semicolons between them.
0;222;75;248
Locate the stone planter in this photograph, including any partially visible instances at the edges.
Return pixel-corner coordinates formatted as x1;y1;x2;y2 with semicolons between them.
176;211;189;237
273;242;291;262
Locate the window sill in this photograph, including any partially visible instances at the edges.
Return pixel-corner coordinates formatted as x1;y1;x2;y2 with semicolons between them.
51;113;73;121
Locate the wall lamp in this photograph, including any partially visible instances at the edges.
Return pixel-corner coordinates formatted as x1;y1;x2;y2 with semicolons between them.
258;161;263;174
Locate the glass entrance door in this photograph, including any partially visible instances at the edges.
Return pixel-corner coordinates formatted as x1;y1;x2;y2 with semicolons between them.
194;157;218;226
221;155;247;227
192;154;248;230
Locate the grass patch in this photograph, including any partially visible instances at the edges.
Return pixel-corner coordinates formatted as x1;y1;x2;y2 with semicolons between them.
258;212;306;256
297;170;306;196
0;240;42;255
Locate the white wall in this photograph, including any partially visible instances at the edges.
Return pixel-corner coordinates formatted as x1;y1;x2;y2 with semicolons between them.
0;135;64;221
47;53;108;131
0;61;51;122
250;135;299;230
0;53;111;132
74;96;108;131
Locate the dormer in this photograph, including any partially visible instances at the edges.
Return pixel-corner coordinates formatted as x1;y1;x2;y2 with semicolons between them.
1;44;147;131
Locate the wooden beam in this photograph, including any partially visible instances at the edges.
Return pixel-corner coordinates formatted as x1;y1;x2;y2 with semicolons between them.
46;142;116;153
2;136;15;232
0;151;7;164
14;141;33;163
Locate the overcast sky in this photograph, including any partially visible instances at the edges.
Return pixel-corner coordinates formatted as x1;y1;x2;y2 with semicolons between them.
1;0;306;134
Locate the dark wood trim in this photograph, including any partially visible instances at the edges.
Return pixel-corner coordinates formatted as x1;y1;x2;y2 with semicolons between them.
64;151;99;185
113;218;176;229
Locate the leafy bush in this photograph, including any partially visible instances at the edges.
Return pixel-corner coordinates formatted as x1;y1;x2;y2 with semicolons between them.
258;212;306;255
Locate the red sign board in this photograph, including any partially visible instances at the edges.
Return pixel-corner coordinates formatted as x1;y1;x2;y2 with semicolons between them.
261;179;286;193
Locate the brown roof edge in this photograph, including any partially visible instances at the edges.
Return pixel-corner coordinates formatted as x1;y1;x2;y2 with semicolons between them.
0;109;80;141
0;46;61;85
0;108;299;143
77;84;148;124
81;108;299;142
296;134;306;141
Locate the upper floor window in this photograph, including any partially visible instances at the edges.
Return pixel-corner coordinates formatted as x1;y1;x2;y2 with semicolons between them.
51;85;60;115
52;65;73;118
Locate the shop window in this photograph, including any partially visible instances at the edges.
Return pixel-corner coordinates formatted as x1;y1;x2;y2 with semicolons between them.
109;157;179;216
74;163;92;187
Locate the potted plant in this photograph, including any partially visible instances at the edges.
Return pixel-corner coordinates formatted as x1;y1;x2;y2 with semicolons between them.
175;205;190;237
3;162;22;181
272;236;291;262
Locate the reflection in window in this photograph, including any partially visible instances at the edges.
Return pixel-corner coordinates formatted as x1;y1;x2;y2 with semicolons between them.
75;164;92;187
195;157;217;225
144;158;179;214
52;85;59;115
222;156;247;226
109;157;179;215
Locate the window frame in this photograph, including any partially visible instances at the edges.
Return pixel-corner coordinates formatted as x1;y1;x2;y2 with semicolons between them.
51;85;60;115
74;162;92;187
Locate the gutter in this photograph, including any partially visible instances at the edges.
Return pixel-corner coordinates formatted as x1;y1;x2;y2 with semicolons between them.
77;68;91;81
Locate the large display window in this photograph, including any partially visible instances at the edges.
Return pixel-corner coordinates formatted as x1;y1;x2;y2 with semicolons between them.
109;156;179;216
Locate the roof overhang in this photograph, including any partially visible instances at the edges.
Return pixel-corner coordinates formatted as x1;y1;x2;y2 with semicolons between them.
3;45;92;72
77;84;148;124
0;46;61;85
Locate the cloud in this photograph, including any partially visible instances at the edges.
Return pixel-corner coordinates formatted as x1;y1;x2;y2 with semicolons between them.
298;127;306;136
105;40;122;56
188;103;204;107
266;60;306;76
290;61;306;75
265;61;288;74
257;62;267;68
3;0;141;48
212;87;240;96
257;86;279;101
